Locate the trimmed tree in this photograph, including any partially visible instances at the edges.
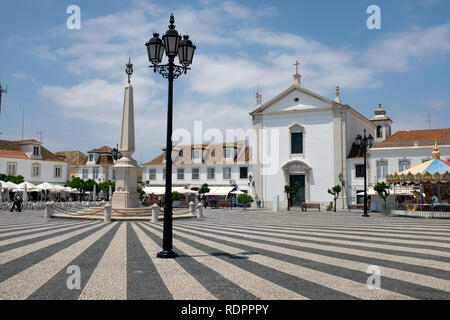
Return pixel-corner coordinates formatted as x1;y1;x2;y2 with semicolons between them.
198;183;210;204
328;185;342;212
68;177;86;202
171;191;180;201
374;182;391;214
237;194;254;210
284;182;302;211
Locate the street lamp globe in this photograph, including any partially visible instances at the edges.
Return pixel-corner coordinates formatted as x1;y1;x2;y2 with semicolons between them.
162;14;181;57
355;134;362;146
367;134;374;148
145;33;165;66
178;35;196;67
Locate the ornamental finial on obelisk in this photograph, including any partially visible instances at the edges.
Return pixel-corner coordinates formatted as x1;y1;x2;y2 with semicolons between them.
125;58;133;84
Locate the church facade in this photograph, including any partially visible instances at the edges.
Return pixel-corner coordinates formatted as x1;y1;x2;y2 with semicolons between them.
250;72;377;210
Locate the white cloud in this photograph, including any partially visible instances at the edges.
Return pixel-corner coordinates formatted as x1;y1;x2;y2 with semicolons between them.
32;1;450;161
363;23;450;72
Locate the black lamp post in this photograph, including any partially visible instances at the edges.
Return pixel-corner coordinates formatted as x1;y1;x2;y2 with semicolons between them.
355;129;374;217
145;14;196;259
112;144;122;161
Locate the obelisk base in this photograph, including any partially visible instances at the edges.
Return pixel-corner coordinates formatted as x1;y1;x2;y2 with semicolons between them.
112;191;140;209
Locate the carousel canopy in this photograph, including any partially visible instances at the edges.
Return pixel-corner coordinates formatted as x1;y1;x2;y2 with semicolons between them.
387;144;450;184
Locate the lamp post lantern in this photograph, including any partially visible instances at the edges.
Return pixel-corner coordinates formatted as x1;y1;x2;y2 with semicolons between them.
145;14;196;259
355;129;374;217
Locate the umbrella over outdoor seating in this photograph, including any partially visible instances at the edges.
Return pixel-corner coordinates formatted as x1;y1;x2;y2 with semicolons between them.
36;182;57;191
14;181;38;192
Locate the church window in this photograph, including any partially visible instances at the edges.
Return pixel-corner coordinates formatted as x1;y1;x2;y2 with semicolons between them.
290;124;305;155
291;132;303;154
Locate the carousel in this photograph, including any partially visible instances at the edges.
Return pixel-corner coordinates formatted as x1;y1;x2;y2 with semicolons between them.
386;143;450;218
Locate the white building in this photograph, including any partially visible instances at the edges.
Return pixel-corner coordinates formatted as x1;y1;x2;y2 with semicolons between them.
70;145;116;183
0;139;69;184
142;141;252;195
251;72;378;209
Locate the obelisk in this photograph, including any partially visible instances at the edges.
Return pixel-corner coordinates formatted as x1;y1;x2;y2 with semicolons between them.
111;59;140;208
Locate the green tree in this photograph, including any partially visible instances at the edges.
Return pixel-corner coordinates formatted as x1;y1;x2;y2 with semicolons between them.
98;181;115;193
137;186;145;197
374;182;391;214
68;177;86;201
328;185;342;212
237;194;253;210
83;179;97;192
198;183;210;203
284;182;302;211
171;191;180;201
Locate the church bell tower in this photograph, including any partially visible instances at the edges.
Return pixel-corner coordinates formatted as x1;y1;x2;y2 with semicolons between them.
370;103;392;141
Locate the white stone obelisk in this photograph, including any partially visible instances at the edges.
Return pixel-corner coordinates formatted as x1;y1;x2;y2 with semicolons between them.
111;59;140;208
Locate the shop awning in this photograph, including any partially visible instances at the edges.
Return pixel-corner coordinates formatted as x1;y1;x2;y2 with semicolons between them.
205;186;235;196
143;186;196;195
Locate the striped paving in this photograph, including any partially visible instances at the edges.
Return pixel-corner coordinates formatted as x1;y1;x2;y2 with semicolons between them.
0;210;449;300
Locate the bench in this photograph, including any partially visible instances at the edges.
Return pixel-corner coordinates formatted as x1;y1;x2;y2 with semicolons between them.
301;203;321;212
214;201;233;209
348;204;364;211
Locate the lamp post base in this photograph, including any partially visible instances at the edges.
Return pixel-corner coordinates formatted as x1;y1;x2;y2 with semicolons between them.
362;214;370;217
157;250;178;259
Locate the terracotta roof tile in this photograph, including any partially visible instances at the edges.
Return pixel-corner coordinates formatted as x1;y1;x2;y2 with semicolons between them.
384;128;450;142
0;139;64;162
17;139;41;145
87;145;113;153
56;151;88;165
97;154;114;165
0;150;29;159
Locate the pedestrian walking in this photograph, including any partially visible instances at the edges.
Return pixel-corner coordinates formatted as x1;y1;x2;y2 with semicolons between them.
10;192;22;212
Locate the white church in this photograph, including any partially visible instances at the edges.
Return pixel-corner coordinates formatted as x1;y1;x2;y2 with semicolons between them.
249;68;449;210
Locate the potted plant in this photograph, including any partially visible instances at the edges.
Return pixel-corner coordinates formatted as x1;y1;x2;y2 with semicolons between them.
237;194;254;210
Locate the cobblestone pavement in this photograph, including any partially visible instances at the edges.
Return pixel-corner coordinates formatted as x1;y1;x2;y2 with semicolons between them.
0;209;449;300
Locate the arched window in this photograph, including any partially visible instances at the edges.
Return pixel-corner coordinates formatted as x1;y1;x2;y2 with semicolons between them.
290;123;305;155
377;126;383;138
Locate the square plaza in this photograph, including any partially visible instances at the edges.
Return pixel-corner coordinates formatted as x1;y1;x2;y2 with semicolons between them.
0;209;449;300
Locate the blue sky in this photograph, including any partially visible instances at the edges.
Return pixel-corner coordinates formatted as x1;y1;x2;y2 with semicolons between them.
0;0;449;163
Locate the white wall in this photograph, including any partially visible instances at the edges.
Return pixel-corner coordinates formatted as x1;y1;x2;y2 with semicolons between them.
0;157;68;184
260;110;335;206
143;164;252;191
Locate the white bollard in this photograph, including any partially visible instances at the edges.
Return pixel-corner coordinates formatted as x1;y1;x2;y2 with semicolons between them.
44;201;54;219
273;195;279;213
151;203;159;222
189;201;195;215
104;204;112;223
196;203;204;218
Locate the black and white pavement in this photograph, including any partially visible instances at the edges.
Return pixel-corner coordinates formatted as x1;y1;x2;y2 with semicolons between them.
0;209;449;300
